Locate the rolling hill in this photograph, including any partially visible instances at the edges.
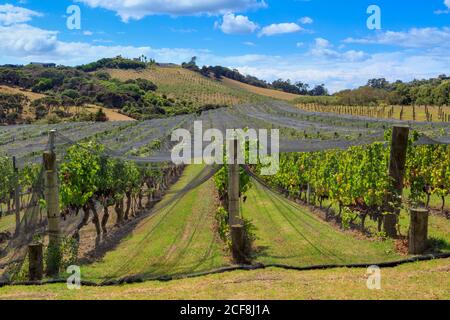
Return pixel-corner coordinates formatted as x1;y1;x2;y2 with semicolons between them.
0;85;134;122
221;77;301;101
106;65;268;108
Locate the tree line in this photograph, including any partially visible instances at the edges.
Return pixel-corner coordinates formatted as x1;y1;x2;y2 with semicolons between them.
182;57;329;96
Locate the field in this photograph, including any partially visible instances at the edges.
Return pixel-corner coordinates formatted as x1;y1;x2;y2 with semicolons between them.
107;66;267;108
221;77;301;101
0;258;448;300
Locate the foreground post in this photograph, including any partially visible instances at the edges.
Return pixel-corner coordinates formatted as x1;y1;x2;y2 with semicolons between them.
228;138;240;226
228;138;247;263
408;208;429;254
28;243;43;281
384;126;409;238
44;130;61;276
13;157;21;235
231;225;246;264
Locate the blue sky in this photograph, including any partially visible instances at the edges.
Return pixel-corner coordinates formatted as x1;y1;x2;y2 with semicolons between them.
0;0;449;91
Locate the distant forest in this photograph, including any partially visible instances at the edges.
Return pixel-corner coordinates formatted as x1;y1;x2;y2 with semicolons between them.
181;57;328;96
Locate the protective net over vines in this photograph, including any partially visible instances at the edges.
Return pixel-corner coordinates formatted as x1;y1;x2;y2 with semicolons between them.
0;101;449;284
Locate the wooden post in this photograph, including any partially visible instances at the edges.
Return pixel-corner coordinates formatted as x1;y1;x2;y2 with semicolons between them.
13;157;21;235
44;130;61;276
28;243;43;281
384;125;409;238
408;208;429;254
231;225;247;264
228;138;240;226
228;138;247;263
306;183;311;205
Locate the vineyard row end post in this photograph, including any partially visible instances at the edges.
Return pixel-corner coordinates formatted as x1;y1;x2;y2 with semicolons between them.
43;129;61;276
384;125;409;238
228;138;246;264
408;208;429;254
12;156;21;235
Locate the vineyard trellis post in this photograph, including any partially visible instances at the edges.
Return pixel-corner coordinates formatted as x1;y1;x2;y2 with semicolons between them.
408;208;429;254
43;130;61;275
28;243;43;281
228;138;240;226
384;125;409;238
228;137;246;263
12;156;20;235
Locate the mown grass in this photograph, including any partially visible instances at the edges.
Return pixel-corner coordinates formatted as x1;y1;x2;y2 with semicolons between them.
242;180;402;267
0;258;448;300
0;214;15;233
80;165;230;283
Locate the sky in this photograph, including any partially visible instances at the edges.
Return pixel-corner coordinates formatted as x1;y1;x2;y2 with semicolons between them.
0;0;449;92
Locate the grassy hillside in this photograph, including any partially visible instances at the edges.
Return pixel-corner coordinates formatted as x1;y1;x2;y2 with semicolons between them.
222;77;301;101
107;66;267;108
0;85;133;122
0;258;448;299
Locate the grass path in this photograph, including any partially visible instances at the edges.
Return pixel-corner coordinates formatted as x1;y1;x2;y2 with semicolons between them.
0;258;448;300
242;180;402;267
81;165;230;283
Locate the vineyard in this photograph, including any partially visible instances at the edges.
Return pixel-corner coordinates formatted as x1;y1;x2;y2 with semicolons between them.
221;77;301;101
0;100;449;298
107;66;267;109
297;103;450;123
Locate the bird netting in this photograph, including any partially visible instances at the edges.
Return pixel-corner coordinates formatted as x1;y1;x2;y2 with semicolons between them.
0;101;449;285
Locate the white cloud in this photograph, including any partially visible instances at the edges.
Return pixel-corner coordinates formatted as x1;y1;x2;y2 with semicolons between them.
446;0;450;8
259;23;303;37
83;30;94;36
235;50;450;93
0;3;41;26
299;16;313;24
308;38;368;62
344;27;450;48
217;13;258;34
0;24;58;56
244;41;256;46
0;7;449;94
75;0;267;22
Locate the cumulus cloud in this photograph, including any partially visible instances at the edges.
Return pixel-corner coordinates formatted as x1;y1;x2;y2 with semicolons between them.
217;13;258;34
309;38;368;62
0;3;42;26
299;16;313;24
235;50;450;93
344;27;450;48
0;24;58;56
75;0;267;22
259;22;303;37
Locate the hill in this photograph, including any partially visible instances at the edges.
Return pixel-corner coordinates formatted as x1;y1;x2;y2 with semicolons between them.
0;85;134;123
221;77;301;101
106;65;267;108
